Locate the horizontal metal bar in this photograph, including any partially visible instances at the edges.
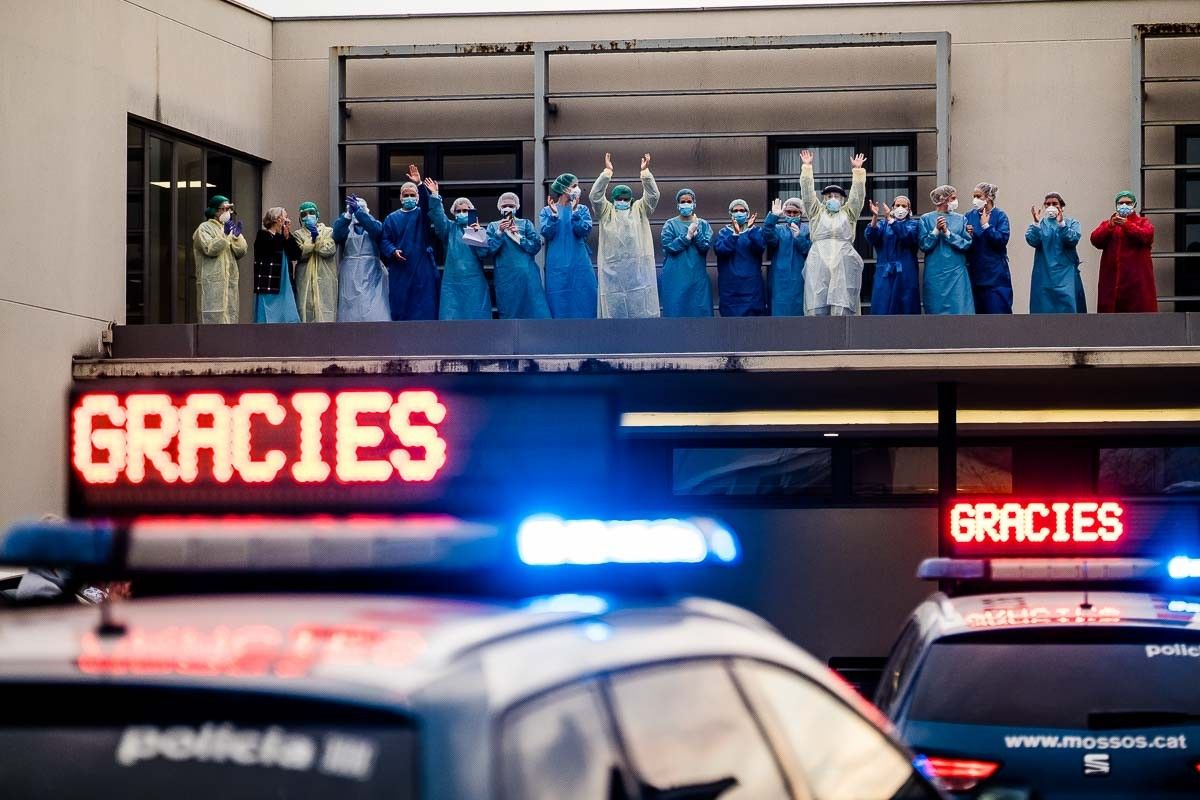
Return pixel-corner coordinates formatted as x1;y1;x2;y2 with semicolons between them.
1158;296;1200;302
546;128;937;142
1142;76;1200;83
338;33;947;60
547;83;936;100
1141;164;1200;171
341;93;534;104
1152;252;1200;259
543;171;935;184
1142;208;1200;214
340;179;536;188
1142;119;1200;127
341;137;535;145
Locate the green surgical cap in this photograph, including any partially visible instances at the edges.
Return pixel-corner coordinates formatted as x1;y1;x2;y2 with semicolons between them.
612;184;634;201
550;173;577;197
205;194;231;219
299;201;319;216
1115;190;1137;205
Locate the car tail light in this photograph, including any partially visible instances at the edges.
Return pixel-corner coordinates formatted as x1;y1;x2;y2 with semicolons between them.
1193;760;1200;775
915;755;1001;792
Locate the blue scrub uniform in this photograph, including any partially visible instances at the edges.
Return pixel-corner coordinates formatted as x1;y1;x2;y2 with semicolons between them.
919;211;975;315
539;204;598;318
1027;216;1086;313
380;185;439;321
332;209;391;322
483;218;551;320
964;207;1014;314
865;218;921;315
660;215;714;317
713;225;768;317
254;251;301;323
429;197;492;320
763;213;812;317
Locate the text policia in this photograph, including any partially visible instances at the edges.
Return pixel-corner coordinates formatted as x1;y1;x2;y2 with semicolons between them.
71;390;448;486
950;501;1125;545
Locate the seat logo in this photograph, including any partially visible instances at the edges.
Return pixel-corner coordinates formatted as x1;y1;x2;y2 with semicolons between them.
1083;753;1111;776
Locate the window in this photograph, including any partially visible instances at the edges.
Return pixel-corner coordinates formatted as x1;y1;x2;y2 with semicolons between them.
607;660;789;799
1177;126;1200;311
738;661;932;800
379;141;523;220
874;621;923;713
125;119;263;324
851;446;1013;495
499;680;625;800
771;135;918;309
673;448;833;496
1098;446;1200;495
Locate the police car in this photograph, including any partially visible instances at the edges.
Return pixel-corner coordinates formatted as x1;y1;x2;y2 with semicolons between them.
0;514;943;799
877;498;1200;799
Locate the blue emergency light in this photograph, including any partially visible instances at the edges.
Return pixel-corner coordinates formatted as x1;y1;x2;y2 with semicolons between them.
516;515;740;566
1168;555;1200;580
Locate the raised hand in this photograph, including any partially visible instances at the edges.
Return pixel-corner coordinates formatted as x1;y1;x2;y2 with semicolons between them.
789;222;801;237
407;164;421;183
604;152;614;172
800;150;814;166
393;249;406;262
1031;205;1041;223
936;216;948;234
687;220;699;239
546;195;558;215
851;153;867;169
882;202;892;218
640;153;651;171
746;213;758;229
771;198;784;216
423;177;439;196
869;199;880;217
980;208;991;227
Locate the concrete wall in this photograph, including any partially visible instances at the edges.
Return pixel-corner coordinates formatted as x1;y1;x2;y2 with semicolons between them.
270;0;1199;312
0;0;272;526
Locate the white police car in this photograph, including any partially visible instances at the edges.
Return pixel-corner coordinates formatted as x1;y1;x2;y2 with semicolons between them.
877;557;1200;799
0;515;942;799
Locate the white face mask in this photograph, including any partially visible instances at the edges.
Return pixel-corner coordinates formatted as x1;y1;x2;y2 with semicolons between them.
947;199;959;212
218;211;231;224
892;207;910;220
1043;206;1059;219
971;197;986;210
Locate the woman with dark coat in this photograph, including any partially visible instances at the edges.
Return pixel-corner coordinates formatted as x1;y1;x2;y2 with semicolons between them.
253;206;302;323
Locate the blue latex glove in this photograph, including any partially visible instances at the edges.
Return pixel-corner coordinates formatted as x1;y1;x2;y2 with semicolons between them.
230;220;243;238
307;222;319;242
223;218;235;235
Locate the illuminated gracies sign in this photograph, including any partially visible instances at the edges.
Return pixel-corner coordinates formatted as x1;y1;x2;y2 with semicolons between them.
951;501;1125;547
72;390;448;487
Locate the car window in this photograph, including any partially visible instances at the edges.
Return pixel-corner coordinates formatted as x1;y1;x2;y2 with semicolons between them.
607;659;790;799
739;661;929;800
500;680;625;800
875;620;922;712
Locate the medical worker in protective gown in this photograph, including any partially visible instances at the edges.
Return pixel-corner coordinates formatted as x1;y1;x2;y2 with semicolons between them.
920;185;975;315
293;201;339;322
660;188;713;318
763;197;812;316
799;150;867;316
381;164;439;320
540;173;597;319
252;206;302;324
425;179;492;320
589;152;661;318
713;199;768;316
1027;192;1086;314
963;182;1013;314
332;195;390;322
193;194;246;323
1091;191;1157;313
864;196;921;315
483;192;550;319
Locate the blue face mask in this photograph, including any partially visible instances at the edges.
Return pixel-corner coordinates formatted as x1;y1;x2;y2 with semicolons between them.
1117;204;1134;218
455;212;470;224
677;203;695;216
401;197;418;211
825;198;843;213
731;211;749;225
614;200;632;211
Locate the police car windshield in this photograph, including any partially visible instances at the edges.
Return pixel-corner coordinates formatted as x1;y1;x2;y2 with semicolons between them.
0;684;416;798
908;628;1200;729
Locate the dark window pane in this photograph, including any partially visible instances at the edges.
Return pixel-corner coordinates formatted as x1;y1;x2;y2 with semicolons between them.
958;446;1012;493
147;136;173;324
1099;447;1200;495
441;150;517;182
609;661;788;799
673;448;832;496
176;143;206;323
853;447;937;495
126;126;146;324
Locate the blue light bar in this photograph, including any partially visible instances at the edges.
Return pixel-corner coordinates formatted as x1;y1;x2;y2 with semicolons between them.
1168;556;1200;580
516;515;740;566
0;520;114;567
917;558;986;580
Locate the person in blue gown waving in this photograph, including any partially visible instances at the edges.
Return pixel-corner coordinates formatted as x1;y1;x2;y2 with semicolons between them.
1027;191;1086;313
713;199;768;317
483;192;550;319
380;163;438;320
919;185;975;315
763;197;812;316
539;172;597;318
660;188;714;317
865;196;921;315
964;182;1013;314
424;178;492;320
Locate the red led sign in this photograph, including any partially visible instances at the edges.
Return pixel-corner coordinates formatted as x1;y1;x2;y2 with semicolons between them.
951;501;1125;546
72;390;448;488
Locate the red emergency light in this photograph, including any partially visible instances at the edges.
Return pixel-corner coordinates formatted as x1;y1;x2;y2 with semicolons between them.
72;390;448;488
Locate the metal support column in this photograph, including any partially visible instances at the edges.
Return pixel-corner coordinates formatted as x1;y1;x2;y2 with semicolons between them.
937;382;957;555
329;49;346;221
1131;25;1145;203
533;46;550;272
935;32;951;188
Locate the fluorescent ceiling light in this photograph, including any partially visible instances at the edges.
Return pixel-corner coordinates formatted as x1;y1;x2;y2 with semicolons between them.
620;408;1200;427
150;181;217;189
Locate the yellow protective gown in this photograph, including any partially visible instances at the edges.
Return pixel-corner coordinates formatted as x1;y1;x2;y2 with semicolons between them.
589;168;661;318
193;219;247;324
293;223;339;322
800;164;866;316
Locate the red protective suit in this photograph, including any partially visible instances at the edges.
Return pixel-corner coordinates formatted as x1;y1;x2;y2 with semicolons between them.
1090;213;1157;313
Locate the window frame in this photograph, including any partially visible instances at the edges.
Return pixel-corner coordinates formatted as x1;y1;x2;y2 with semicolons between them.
1175;124;1200;311
377;140;524;219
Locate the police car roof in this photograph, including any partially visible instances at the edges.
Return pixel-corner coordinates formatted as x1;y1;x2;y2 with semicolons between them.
0;592;835;715
920;590;1200;639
